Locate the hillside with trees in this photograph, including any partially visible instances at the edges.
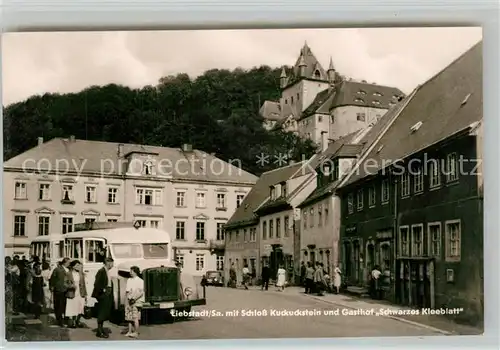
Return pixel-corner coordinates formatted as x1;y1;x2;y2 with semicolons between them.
3;66;316;176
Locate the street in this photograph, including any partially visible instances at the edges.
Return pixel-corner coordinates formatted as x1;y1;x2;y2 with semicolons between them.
65;287;442;340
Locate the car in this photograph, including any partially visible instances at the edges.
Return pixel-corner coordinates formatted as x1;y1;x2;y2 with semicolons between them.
204;271;224;286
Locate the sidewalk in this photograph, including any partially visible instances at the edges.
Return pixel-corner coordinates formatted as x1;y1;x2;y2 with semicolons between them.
5;313;71;342
246;285;482;336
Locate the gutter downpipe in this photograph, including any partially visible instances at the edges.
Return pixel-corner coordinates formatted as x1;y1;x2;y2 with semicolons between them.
391;166;399;305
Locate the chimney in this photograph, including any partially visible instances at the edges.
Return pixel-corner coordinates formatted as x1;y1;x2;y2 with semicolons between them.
181;144;193;152
320;131;328;152
37;137;44;146
117;144;124;157
69;135;75;142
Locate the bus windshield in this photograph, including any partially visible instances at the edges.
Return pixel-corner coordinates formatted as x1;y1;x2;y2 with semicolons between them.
111;244;143;259
143;243;168;258
31;242;50;259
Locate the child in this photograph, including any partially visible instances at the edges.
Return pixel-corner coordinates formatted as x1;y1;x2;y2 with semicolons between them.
125;266;144;338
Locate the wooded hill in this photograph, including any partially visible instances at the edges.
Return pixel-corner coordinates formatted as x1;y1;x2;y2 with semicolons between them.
3;66;316;176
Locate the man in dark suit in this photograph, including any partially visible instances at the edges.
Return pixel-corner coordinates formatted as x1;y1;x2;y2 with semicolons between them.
261;262;270;291
49;257;70;327
92;257;114;338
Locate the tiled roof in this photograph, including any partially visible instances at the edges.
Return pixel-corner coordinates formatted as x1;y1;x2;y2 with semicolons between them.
302;88;335;117
259;100;282;121
342;41;482;187
286;43;328;85
4;138;258;185
225;162;305;228
336;144;364;158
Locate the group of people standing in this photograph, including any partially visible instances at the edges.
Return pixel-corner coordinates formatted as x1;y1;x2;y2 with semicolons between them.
301;261;342;296
5;255;145;340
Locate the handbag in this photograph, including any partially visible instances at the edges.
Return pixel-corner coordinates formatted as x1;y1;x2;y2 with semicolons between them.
66;287;76;299
83;305;92;319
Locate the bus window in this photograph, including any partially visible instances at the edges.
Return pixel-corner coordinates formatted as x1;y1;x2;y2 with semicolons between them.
66;239;83;260
57;241;64;260
85;240;107;263
111;244;142;259
143;243;168;258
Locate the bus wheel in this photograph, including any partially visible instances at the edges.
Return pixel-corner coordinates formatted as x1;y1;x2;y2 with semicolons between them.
174;307;191;321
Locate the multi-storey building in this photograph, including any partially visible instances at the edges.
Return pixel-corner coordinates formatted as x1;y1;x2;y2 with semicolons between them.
4;139;257;276
260;42;405;145
337;41;483;325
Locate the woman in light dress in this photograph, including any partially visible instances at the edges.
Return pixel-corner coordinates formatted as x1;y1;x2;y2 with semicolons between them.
333;265;342;294
125;266;144;338
276;264;286;292
65;260;87;328
41;262;52;311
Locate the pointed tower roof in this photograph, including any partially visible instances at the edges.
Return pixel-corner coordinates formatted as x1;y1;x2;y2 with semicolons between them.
280;66;287;78
328;57;335;71
287;42;328;85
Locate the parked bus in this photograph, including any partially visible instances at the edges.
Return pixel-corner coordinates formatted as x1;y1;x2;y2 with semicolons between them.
29;234;65;270
61;221;206;321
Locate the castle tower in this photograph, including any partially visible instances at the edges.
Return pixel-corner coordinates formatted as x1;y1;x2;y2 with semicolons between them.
327;57;335;83
280;66;288;89
298;55;307;77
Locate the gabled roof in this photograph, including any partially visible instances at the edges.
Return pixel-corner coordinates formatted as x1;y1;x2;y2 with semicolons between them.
5;138;258;185
286;43;328;85
224;162;305;229
341;40;482;188
259;100;282;121
302;88;336;117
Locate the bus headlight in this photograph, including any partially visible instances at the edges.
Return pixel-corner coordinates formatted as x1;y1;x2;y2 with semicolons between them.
184;287;192;297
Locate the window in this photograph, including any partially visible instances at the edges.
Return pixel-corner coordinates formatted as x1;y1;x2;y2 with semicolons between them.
236;194;245;208
356;113;366;122
357;190;364;210
176;221;185;240
14;215;26;236
269;220;274;238
176;191;186;207
401;172;410;197
196;222;205;241
176;254;184;268
15;182;27;199
318;116;323;122
250;228;257;241
309;208;314;227
270;187;276;200
196;254;205;271
108;219;118;222
243;229;248;242
62;217;74;234
291;96;294;104
217;223;225;241
216;255;224;271
143;161;153;175
38;216;50;236
446;153;459;182
373;92;382;96
85;186;97;203
85;240;106;263
150;220;160;228
376;114;381;120
216;193;226;209
62;185;74;202
276;218;281;238
411;224;424;257
381;179;389;203
281;183;287;197
347;193;354;214
380;243;391;272
429;160;441;188
324;208;329;224
399;226;409;257
67;239;83;259
318;208;322;227
262;221;267;240
136;188;162;205
368;186;376;207
196;192;206;208
108;187;118;203
39;184;50;200
445;220;461;261
414;168;423;193
428;223;441;258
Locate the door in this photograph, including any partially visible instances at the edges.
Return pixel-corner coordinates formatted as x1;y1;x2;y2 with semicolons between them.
353;241;360;285
309;251;316;266
343;242;351;283
366;244;375;280
81;238;107;307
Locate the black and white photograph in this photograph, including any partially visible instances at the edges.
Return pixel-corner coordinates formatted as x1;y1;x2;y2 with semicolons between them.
3;27;484;341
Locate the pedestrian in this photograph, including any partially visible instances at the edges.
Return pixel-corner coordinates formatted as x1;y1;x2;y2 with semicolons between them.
276;264;286;292
261;263;270;291
333;265;342;294
313;262;324;296
5;257;14;326
19;259;29;312
65;260;87;328
228;264;237;288
242;264;250;290
50;257;71;327
41;262;52;312
305;262;314;294
300;262;306;287
10;256;21;315
125;266;144;338
27;262;44;319
370;265;382;300
92;257;114;338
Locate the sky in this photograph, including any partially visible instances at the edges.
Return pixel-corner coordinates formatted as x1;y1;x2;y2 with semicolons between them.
2;27;482;106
